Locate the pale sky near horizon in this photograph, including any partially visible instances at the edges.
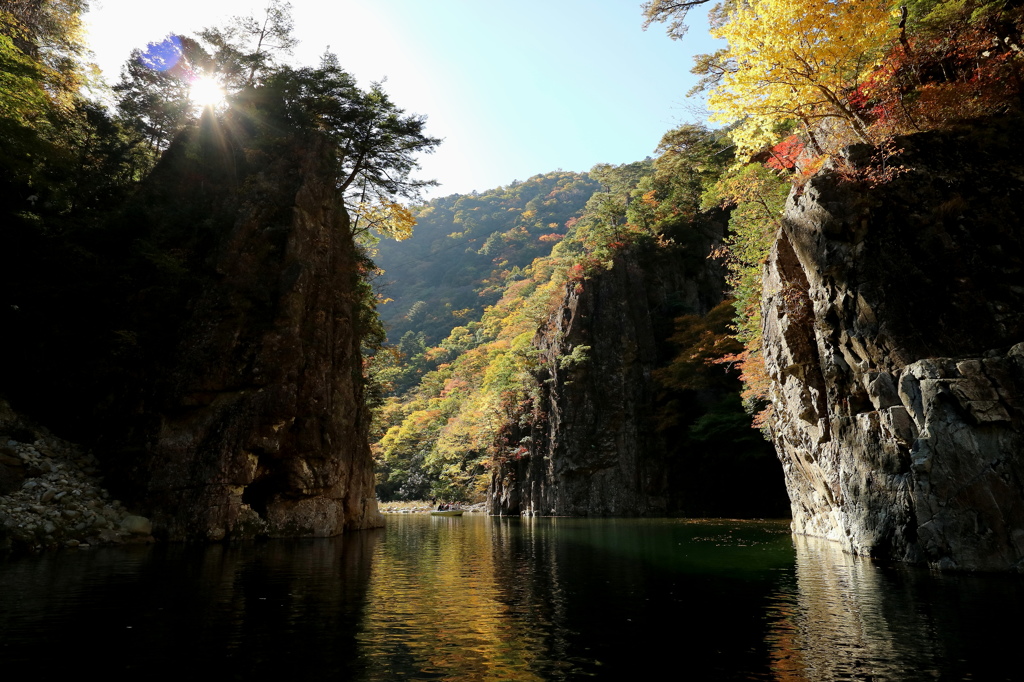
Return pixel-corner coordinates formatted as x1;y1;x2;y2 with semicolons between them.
83;1;721;198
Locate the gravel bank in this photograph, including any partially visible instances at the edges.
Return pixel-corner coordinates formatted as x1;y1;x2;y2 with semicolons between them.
0;405;153;552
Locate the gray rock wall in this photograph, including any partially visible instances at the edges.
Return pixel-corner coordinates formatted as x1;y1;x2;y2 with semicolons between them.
764;119;1024;570
488;228;728;516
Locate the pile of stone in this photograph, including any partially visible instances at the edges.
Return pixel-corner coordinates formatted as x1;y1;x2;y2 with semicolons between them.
0;435;152;552
379;503;434;513
379;501;488;514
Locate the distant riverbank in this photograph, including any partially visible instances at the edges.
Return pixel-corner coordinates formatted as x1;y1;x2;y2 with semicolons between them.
378;500;486;514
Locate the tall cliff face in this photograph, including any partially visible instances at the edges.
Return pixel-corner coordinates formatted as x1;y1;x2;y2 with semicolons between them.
764;119;1024;570
105;113;382;540
488;223;743;516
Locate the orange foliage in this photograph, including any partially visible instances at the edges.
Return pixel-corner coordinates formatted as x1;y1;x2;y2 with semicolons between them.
713;348;773;428
424;346;450;363
853;9;1024;138
440;377;469;398
765;135;804;171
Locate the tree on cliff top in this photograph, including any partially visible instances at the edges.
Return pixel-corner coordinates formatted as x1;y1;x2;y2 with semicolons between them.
215;3;441;215
197;0;297;89
706;0;895;159
109;1;439;241
256;52;440;239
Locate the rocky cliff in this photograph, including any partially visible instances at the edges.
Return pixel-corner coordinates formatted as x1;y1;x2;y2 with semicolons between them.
102;112;382;540
487;219;772;516
764;118;1024;570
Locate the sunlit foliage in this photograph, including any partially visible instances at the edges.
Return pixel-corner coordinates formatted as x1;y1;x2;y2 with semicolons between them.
707;0;895;159
374;251;570;502
854;0;1024;135
374;125;734;501
373;171;601;350
2;0;91;109
352;199;417;244
645;0;1024;424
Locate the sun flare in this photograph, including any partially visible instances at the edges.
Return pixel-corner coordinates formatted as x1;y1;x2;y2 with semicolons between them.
189;76;226;109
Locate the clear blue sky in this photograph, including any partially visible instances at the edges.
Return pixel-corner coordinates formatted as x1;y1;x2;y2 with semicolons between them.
84;1;721;197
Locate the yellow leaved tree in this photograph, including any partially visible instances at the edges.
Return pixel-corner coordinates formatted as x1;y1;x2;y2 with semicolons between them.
708;0;896;158
352;199;417;243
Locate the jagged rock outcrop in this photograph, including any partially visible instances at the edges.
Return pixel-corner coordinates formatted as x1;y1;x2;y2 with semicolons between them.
488;228;732;516
764;119;1024;570
104;112;382;540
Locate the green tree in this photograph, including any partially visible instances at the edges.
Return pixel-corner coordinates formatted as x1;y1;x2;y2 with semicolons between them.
648;123;733;225
113;35;205;154
557;160;655;264
197;0;297;89
0;12;51;183
2;0;91;108
257;53;440;209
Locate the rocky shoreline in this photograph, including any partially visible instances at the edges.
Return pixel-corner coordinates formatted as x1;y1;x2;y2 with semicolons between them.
0;404;154;553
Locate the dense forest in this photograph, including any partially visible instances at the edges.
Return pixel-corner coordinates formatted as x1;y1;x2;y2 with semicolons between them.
374;171;601;346
370;171;601;395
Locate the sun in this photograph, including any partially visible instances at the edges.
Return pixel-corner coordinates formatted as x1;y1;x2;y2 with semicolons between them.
189;76;226;110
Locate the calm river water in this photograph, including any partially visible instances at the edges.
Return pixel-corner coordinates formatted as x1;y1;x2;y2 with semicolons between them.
1;515;1022;680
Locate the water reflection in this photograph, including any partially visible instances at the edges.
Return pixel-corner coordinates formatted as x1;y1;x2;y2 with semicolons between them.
766;535;1024;681
766;536;932;680
359;516;797;680
0;531;381;679
3;517;1024;680
359;515;548;681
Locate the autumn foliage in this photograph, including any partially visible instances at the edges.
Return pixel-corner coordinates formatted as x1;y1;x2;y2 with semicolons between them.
702;0;1023;161
641;0;1024;426
377;1;1024;499
373;126;733;500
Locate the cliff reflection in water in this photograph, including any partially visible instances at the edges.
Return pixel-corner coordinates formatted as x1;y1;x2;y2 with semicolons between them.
766;534;1024;681
766;536;934;680
0;531;381;679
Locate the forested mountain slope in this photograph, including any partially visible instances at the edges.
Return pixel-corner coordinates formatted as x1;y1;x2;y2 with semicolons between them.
374;127;786;515
373;171;600;347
